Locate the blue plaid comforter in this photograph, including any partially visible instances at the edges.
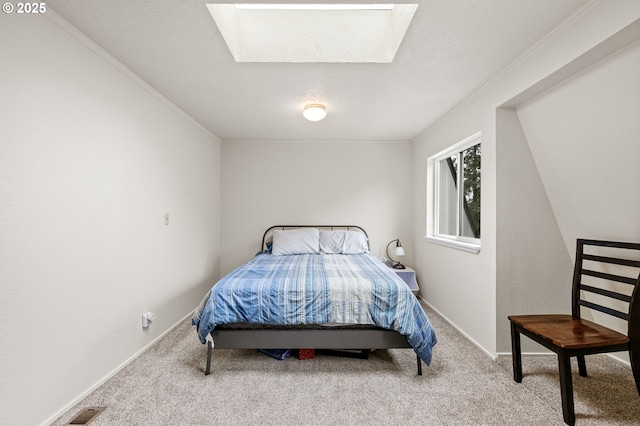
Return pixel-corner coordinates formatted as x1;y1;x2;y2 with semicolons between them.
192;252;437;365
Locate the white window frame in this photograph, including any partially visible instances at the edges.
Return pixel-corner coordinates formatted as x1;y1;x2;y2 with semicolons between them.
426;132;481;253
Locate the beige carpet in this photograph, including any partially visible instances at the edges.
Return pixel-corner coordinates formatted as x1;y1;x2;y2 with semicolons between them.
52;303;639;425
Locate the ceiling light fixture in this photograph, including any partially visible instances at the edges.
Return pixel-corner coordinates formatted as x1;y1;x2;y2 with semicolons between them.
303;104;327;121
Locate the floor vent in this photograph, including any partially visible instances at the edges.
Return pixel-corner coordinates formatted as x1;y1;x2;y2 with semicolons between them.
66;407;106;425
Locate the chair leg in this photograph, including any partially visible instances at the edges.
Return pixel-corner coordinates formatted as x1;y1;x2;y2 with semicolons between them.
417;354;422;376
510;322;523;383
577;355;587;377
631;347;640;396
557;351;576;426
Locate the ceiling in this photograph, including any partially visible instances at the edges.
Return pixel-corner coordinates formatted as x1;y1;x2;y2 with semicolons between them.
46;0;588;142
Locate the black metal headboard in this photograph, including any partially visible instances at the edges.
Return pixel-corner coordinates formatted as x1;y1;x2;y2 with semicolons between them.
261;225;369;251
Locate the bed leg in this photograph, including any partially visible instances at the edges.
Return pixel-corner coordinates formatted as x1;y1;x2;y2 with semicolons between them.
417;355;422;376
205;340;212;376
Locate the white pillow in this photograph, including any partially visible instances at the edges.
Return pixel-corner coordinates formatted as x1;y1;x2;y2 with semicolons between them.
319;230;345;254
342;230;369;254
271;228;320;255
319;230;369;254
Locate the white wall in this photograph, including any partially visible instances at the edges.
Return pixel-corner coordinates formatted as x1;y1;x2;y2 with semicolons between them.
0;13;221;426
412;2;640;357
414;104;498;356
516;39;640;252
220;141;413;274
495;108;572;353
513;39;640;358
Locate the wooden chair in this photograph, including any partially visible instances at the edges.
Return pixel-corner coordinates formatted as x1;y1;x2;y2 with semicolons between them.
508;239;640;425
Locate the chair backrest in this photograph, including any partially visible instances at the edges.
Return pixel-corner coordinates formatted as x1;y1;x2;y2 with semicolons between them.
571;239;640;341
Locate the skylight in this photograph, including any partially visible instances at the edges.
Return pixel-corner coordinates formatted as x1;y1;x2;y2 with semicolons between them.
234;4;394;10
207;3;418;63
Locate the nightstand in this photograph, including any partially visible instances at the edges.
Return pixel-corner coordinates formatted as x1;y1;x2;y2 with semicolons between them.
390;266;419;296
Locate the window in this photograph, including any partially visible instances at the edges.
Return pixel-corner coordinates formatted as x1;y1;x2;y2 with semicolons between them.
428;132;481;252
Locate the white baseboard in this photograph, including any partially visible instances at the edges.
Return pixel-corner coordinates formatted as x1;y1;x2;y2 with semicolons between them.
42;311;194;426
495;351;550;357
419;296;497;361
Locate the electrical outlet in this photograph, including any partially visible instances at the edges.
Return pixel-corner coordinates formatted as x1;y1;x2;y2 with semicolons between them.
142;312;155;328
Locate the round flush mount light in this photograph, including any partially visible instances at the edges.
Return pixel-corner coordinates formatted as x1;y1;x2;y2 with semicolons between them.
303;104;327;121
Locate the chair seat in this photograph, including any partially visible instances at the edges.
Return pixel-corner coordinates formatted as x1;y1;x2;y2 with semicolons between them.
508;314;629;350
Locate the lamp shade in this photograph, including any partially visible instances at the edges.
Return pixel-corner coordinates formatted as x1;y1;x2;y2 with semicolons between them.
394;246;406;257
303;104;327;121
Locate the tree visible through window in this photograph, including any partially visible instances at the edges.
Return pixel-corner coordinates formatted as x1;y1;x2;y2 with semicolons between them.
435;135;481;242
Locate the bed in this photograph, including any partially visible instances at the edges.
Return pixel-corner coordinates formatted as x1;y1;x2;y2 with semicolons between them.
192;225;437;375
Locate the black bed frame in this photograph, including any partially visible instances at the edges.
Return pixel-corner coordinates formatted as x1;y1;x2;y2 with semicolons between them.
204;225;423;375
